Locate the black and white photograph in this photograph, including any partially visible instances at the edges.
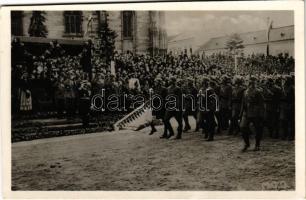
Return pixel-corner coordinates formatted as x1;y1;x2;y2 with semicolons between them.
1;1;305;198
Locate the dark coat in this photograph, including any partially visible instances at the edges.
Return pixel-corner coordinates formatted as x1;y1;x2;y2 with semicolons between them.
151;86;167;119
240;87;264;118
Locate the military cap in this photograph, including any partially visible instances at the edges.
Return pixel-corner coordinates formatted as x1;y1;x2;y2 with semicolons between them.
221;75;230;83
169;75;176;81
154;77;162;82
234;77;243;85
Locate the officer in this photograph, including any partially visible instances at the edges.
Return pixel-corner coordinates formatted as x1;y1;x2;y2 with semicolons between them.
229;77;245;135
239;76;264;152
219;75;232;131
149;77;168;138
164;76;183;139
182;78;198;132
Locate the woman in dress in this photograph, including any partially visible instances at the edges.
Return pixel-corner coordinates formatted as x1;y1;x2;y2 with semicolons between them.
19;72;32;117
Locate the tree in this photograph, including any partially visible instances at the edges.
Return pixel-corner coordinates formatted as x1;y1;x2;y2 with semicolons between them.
225;33;244;55
28;11;48;37
98;11;117;63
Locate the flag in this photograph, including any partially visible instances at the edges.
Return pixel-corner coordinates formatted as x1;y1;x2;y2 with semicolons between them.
85;14;94;36
266;19;273;56
111;60;116;77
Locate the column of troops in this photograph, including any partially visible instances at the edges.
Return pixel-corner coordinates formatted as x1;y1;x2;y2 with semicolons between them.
149;74;295;152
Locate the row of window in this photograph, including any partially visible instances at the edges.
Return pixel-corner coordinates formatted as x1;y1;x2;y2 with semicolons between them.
11;11;134;38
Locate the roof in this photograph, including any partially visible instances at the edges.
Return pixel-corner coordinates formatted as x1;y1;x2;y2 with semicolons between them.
195;25;294;53
167;34;180;42
168;32;194;44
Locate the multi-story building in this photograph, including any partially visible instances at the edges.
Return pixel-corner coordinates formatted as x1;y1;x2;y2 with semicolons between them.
195;25;294;58
11;11;167;56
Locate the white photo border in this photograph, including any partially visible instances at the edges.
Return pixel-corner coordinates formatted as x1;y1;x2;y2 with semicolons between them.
1;1;305;199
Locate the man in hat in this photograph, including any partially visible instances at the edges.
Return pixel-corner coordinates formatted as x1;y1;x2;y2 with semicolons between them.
163;76;183;139
229;77;245;135
239;76;264;151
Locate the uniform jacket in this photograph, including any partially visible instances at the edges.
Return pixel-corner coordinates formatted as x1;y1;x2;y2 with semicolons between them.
240;87;264;118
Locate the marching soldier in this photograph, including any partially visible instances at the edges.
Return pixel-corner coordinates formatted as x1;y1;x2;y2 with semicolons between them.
229;77;245;135
182;78;198;132
204;79;218;141
239;76;264;152
164;76;183;139
219;75;232;131
149;78;168;137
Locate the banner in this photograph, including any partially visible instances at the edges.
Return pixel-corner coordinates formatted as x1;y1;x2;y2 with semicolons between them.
110;60;116;77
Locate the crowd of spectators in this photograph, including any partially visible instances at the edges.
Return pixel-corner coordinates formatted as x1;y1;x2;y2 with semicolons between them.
11;38;295;119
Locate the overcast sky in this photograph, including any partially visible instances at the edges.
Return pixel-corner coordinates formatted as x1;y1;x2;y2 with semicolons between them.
165;11;294;47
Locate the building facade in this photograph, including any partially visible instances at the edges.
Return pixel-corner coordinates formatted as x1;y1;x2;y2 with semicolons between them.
11;11;167;56
195;25;294;58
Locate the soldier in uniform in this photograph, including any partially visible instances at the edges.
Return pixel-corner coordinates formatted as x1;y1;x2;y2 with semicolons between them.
204;79;218;141
149;78;168;137
239;76;264;152
163;76;183;139
196;77;209;136
262;77;281;138
229;77;245;135
279;76;295;140
219;75;232;131
182;78;198;132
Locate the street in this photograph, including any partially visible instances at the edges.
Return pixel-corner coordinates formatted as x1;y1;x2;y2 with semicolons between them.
12;122;295;191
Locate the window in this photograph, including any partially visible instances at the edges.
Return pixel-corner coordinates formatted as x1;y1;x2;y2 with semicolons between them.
122;11;133;39
64;11;82;35
11;11;23;36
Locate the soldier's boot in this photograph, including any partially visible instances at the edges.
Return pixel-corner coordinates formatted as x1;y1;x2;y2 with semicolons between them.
166;128;174;139
206;133;214;141
176;125;183;139
164;120;174;139
183;115;191;132
228;123;234;135
254;126;262;151
241;144;250;152
149;124;157;135
183;126;191;132
206;125;215;141
241;128;250;152
195;123;199;132
202;129;208;139
253;146;260;151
